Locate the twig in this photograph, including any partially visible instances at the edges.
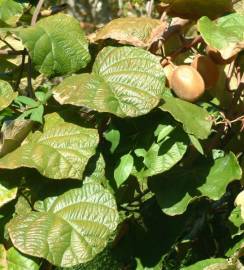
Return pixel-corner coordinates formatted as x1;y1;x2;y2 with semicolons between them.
27;56;34;98
40;4;68;17
15;49;27;92
0;38;16;51
146;0;154;17
31;0;45;26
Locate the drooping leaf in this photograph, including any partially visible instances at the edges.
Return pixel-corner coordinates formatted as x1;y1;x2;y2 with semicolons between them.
189;134;204;155
16;13;90;76
151;152;242;215
53;46;166;117
198;14;244;60
114;153;134;187
0;80;17;111
92;17;167;47
0;113;99;180
0;0;24;26
160;96;212;139
181;258;231;270
160;0;233;20
0;179;17;208
7;247;40;270
0;119;33;157
8;180;119;267
134;129;188;178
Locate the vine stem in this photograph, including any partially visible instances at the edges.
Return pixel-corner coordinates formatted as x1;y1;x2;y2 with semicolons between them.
31;0;45;26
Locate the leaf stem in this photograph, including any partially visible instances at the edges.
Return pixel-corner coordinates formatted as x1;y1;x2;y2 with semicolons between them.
31;0;45;26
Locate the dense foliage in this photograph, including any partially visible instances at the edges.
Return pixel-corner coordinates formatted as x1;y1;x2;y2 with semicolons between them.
0;0;243;269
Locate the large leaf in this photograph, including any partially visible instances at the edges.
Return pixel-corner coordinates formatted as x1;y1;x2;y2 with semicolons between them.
7;247;39;270
160;96;212;140
198;14;244;60
92;17;166;47
17;13;90;76
0;244;7;270
0;113;99;180
53;46;166;117
235;190;244;220
0;0;24;26
160;0;233;20
8;180;119;267
0;80;17;111
151;152;242;215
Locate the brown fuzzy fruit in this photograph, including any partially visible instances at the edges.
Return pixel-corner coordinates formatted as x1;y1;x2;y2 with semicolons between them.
191;54;219;89
170;65;205;102
206;46;235;65
163;63;176;87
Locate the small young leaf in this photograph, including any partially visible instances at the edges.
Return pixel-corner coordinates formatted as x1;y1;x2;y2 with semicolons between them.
189;134;204;155
154;124;175;142
30;105;44;124
104;128;120;153
15;96;39;108
114;153;134;187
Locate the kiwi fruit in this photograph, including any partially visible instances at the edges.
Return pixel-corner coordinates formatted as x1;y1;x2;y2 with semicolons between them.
191;54;219;89
170;65;205;102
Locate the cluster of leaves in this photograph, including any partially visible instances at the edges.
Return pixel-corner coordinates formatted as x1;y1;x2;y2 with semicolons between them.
0;0;243;269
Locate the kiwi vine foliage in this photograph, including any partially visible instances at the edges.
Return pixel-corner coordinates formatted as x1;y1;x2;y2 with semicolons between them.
0;0;243;270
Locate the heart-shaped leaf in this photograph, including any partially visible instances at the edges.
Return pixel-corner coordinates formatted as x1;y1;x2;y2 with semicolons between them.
16;13;90;76
53;46;166;117
8;180;119;267
92;17;167;47
0;113;99;180
198;14;244;60
0;80;17;111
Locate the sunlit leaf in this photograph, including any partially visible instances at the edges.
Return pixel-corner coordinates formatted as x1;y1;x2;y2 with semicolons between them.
0;113;99;180
0;80;17;111
16;13;90;76
53;46;166;117
8;180;119;267
0;0;24;26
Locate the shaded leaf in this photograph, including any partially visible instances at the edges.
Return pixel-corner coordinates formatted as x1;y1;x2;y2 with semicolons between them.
198;14;244;60
151;152;242;215
53;46;166;117
92;17;166;47
0;80;17;111
160;0;233;20
0;113;99;180
0;0;24;26
104;128;120;153
114;153;134;187
17;13;90;76
160;96;212;139
8;181;119;267
7;247;39;270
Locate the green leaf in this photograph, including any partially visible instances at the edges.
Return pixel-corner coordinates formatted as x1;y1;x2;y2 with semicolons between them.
29;105;44;124
53;46;166;117
93;17;166;47
181;258;230;270
198;14;244;60
160;96;212;139
0;179;17;208
7;247;40;270
0;119;33;157
14;96;39;108
154;124;175;143
0;80;17;111
198;152;242;200
0;0;24;26
235;190;244;220
151;152;242;215
114;153;134;187
135;129;188;178
104;128;120;153
17;13;90;76
0;113;99;180
189;134;204;155
160;0;233;20
8;180;119;267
